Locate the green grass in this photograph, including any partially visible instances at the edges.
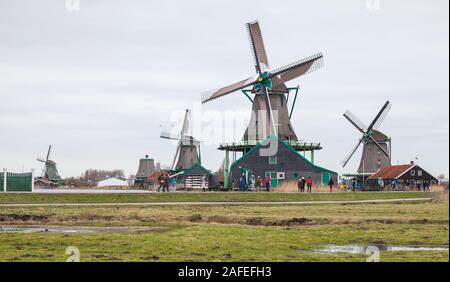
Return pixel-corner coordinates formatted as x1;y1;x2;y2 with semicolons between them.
0;223;447;262
0;191;433;204
0;201;448;262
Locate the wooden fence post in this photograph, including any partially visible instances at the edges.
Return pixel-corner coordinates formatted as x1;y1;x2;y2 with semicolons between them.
31;169;35;192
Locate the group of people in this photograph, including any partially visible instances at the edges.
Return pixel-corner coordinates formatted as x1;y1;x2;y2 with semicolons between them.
237;174;272;192
157;173;177;192
297;177;313;193
297;177;335;193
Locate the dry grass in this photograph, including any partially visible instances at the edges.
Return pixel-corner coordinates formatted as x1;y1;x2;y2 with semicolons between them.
275;181;345;193
431;185;449;203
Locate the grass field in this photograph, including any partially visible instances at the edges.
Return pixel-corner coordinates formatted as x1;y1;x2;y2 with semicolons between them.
0;191;447;262
0;191;433;204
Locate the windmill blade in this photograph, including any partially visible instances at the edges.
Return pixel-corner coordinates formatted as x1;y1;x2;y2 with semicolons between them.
367;135;390;157
341;138;364;168
372;101;392;130
246;20;269;73
45;145;52;162
171;141;182;170
270;53;324;85
367;101;391;132
201;76;259;104
343;110;368;134
181;109;190;136
37;157;46;163
160;131;181;141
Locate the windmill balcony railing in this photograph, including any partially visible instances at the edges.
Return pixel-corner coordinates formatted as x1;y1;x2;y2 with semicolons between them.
218;140;322;151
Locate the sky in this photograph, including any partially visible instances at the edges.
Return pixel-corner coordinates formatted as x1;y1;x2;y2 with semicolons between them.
0;0;448;178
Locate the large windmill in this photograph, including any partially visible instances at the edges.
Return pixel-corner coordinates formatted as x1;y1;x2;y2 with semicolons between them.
160;109;201;171
36;145;62;184
342;101;392;174
201;20;336;189
202;20;324;142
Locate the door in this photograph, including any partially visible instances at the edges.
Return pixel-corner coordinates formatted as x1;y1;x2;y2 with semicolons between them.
265;172;278;188
321;173;330;185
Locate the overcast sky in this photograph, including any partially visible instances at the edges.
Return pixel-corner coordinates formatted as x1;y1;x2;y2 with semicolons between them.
0;0;448;178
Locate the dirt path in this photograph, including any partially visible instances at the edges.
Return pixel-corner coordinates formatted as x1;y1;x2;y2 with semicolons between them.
0;197;431;207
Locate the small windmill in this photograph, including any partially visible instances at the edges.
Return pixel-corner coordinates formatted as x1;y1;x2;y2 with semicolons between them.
160;109;201;171
37;145;62;183
202;20;324;141
342;101;392;174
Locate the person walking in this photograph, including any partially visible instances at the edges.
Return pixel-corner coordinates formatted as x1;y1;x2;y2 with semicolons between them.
265;175;271;192
171;177;177;192
297;177;306;192
157;174;164;192
256;176;263;192
202;174;208;191
392;179;397;191
306;177;313;193
249;175;256;192
163;174;170;192
240;174;247;192
328;178;335;193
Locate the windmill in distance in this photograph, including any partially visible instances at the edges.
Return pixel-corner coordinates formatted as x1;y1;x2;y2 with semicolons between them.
36;145;62;186
342;101;392;174
160;109;201;171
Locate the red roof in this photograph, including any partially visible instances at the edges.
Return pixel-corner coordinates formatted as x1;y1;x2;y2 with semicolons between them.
368;165;413;180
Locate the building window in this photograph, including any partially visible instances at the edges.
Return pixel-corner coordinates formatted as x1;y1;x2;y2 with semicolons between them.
418;170;423;176
411;170;415;176
293;172;299;179
269;156;277;165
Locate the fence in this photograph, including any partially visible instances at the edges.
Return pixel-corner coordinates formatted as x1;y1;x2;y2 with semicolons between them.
0;169;34;192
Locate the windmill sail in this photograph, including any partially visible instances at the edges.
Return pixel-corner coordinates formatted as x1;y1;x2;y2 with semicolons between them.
247;20;270;73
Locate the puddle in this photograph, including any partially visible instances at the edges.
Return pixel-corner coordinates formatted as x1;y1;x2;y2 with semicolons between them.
0;226;163;234
1;226;94;234
306;244;449;254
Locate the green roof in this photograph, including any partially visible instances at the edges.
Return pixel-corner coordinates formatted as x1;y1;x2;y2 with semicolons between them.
230;136;337;175
182;163;213;177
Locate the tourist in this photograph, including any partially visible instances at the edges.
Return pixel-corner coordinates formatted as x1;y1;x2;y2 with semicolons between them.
392;179;397;191
306;177;313;193
328;178;335;193
164;174;170;192
157;174;164;192
171;177;177;192
240;174;247;192
298;177;306;193
249;175;256;191
405;179;410;191
256;176;263;192
265;175;271;192
202;174;208;191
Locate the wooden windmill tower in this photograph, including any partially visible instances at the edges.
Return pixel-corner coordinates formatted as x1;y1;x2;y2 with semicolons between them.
160;109;201;171
342;101;392;174
36;145;62;185
202;20;324;142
